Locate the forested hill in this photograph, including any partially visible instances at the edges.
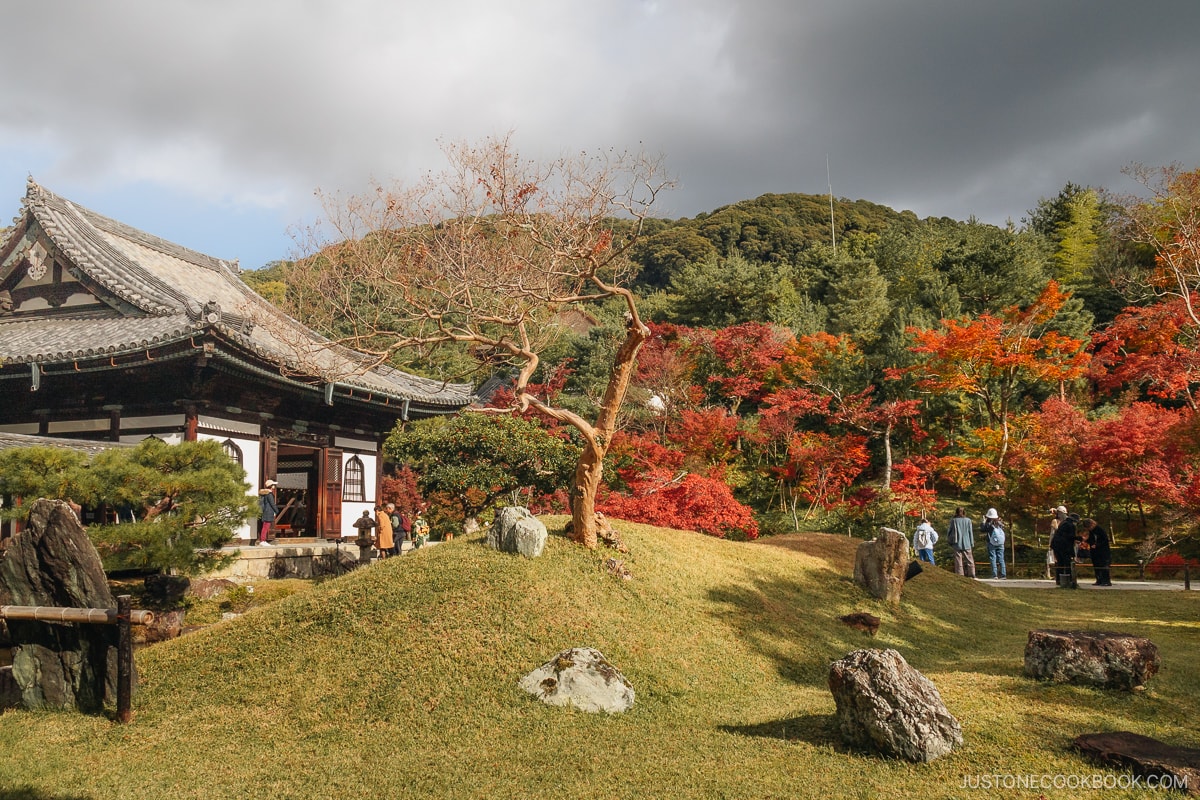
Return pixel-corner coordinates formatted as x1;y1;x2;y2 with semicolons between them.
628;192;915;289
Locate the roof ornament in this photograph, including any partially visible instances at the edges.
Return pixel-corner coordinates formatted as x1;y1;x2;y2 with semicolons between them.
202;300;221;325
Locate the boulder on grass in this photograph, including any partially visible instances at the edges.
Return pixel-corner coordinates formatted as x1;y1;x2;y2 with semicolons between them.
828;648;962;763
134;609;185;645
519;647;634;713
186;578;238;600
1074;732;1200;795
840;612;881;636
0;499;125;712
488;507;547;558
1024;630;1160;690
853;528;909;605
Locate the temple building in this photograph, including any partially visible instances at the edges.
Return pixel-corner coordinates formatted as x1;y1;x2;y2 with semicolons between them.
0;179;473;541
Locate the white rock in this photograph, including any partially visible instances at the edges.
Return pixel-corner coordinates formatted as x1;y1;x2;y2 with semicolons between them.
519;647;635;713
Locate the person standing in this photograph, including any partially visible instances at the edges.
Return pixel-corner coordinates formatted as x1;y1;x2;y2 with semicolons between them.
1049;506;1078;586
946;507;976;577
374;504;394;559
412;510;430;549
396;508;413;553
982;508;1006;579
386;503;402;556
912;518;938;565
1079;518;1113;586
1045;507;1061;579
258;480;280;546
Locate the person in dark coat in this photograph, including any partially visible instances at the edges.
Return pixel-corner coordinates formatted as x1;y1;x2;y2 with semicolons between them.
258;479;280;546
946;507;976;578
1079;518;1113;586
1049;506;1078;584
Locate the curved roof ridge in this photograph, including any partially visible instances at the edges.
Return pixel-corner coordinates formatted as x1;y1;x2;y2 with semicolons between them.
24;180;189;315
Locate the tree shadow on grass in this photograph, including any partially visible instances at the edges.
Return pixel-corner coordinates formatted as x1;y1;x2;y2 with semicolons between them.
0;789;94;800
719;713;844;749
706;552;1050;689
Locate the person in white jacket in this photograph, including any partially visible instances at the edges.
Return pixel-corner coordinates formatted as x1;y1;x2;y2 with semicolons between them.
912;518;939;565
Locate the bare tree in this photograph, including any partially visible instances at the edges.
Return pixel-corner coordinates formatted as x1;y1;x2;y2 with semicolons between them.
1112;163;1200;327
283;136;671;548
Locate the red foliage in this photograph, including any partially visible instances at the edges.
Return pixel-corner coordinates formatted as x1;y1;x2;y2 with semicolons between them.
755;387;831;443
889;458;938;516
1079;402;1188;508
380;466;425;516
666;407;740;465
1146;552;1200;578
1090;296;1200;409
598;467;759;539
777;431;870;511
707;322;796;409
526;487;571;515
607;431;686;484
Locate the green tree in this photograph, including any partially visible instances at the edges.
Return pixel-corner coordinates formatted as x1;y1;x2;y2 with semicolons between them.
386;414;579;533
241;260;290;305
824;258;890;346
1050;188;1102;287
0;440;250;575
0;447;97;506
667;253;786;327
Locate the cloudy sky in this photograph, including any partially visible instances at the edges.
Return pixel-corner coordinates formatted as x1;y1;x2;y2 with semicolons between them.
2;0;1198;270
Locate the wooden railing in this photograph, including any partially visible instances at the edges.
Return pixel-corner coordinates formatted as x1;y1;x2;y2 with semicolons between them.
0;595;154;722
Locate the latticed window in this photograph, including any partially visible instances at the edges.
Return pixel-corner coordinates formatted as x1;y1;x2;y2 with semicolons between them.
221;439;243;466
343;456;365;502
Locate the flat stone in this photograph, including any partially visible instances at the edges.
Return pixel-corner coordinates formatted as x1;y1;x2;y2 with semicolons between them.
1074;732;1200;795
840;613;881;636
1024;630;1160;690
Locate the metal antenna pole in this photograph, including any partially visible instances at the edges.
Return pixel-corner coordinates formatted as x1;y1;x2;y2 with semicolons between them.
827;155;836;256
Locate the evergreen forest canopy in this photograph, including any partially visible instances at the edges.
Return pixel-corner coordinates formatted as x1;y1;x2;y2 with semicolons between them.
250;163;1200;561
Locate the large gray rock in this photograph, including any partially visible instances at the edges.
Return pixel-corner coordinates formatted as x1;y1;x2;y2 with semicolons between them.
853;528;909;605
519;647;634;713
0;665;17;710
0;499;124;712
828;648;963;762
1024;630;1160;690
488;507;547;558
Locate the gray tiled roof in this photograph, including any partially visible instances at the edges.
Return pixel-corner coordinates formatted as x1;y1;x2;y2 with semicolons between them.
0;430;132;455
0;181;475;409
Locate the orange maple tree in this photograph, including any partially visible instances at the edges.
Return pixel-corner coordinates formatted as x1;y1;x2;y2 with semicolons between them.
906;281;1090;468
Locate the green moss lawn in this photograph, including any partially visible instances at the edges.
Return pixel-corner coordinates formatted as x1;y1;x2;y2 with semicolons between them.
1;519;1196;799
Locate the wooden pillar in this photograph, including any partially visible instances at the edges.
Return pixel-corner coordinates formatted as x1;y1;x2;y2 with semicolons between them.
375;440;384;505
107;406;122;442
117;595;133;724
184;405;198;442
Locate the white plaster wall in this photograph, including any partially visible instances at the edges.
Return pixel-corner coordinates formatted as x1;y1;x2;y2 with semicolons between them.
340;449;378;538
198;431;261;542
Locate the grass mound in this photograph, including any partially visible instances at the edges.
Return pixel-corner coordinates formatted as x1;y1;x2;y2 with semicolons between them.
1;519;1197;799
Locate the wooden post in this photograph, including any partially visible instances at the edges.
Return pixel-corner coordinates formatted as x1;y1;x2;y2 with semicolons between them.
1009;521;1015;578
1138;559;1145;580
1185;564;1191;591
117;595;133;724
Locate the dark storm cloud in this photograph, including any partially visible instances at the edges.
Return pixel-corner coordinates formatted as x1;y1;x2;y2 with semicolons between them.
2;0;1199;250
663;0;1200;222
